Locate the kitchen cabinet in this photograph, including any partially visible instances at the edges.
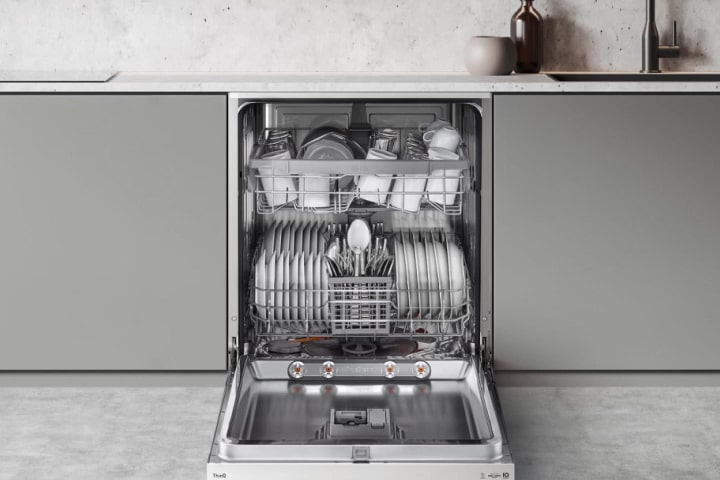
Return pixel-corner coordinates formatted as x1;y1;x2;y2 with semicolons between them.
494;94;720;370
0;95;226;370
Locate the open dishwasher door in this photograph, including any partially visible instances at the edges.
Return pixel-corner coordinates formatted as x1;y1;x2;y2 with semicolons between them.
208;96;513;479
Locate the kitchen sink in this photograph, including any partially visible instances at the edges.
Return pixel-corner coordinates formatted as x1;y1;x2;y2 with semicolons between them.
548;72;720;82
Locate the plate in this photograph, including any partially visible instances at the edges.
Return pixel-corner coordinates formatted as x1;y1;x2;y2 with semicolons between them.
255;250;267;320
266;253;276;324
316;223;327;256
313;254;323;327
394;234;408;318
425;234;440;318
320;256;329;323
275;252;285;321
310;222;319;256
403;232;419;317
290;253;300;324
294;222;305;257
413;233;429;318
273;222;284;257
303;222;312;255
306;252;315;324
264;222;276;254
283;252;291;322
281;222;292;253
298;254;306;323
447;241;466;315
434;235;450;318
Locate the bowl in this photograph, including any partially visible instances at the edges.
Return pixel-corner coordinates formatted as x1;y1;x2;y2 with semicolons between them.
464;36;517;76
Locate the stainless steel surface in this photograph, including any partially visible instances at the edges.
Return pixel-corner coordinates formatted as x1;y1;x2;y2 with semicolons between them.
494;94;720;370
0;94;227;370
642;0;680;73
214;358;504;462
547;72;720;82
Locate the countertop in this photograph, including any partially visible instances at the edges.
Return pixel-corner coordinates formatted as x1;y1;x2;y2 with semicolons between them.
1;386;719;480
1;72;720;93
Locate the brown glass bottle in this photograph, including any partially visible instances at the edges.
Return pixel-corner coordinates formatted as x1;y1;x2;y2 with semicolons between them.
511;0;544;73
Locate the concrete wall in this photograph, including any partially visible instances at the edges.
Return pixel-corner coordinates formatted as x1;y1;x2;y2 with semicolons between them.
1;0;715;73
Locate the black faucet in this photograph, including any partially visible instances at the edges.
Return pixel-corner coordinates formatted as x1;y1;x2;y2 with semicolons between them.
642;0;680;72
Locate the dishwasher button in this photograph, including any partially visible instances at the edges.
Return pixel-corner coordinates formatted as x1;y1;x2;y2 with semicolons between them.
288;361;305;379
321;361;336;379
413;361;431;379
383;361;398;379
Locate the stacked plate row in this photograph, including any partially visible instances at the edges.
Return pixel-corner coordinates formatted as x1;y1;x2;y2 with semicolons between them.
253;221;330;333
394;231;468;321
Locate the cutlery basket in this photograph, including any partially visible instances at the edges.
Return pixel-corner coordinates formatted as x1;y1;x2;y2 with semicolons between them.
328;276;394;335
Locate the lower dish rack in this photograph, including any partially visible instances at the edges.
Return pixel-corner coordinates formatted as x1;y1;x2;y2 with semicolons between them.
248;233;472;340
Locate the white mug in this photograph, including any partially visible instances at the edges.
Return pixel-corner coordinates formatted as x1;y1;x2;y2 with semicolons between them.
357;148;397;204
421;120;452;146
258;150;298;207
428;126;462;152
426;147;461;206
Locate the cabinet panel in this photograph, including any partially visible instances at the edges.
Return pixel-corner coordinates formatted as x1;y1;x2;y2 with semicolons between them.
0;95;226;370
494;94;720;370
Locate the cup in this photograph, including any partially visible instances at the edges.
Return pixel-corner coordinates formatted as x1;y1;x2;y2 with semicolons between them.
258;150;298;207
298;175;331;208
426;147;461;206
421;120;452;146
357;148;398;204
427;126;462;152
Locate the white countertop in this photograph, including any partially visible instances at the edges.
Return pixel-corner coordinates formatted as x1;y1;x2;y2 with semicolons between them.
0;71;720;94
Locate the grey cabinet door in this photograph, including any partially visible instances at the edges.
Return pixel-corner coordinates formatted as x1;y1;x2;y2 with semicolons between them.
494;94;720;370
0;95;226;370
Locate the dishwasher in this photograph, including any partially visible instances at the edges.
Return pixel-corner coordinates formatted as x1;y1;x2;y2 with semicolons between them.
208;96;513;479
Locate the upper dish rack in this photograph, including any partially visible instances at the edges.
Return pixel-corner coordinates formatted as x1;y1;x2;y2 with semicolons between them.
249;128;470;216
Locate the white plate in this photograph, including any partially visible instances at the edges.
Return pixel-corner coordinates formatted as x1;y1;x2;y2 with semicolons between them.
413;233;429;318
313;254;323;326
264;222;276;254
266;253;276;323
290;252;299;323
274;252;285;321
298;254;306;324
294;223;305;257
281;223;292;253
394;234;409;318
255;250;267;320
403;233;419;317
316;223;327;256
320;256;329;323
442;232;455;317
306;252;315;324
425;235;440;318
435;236;451;318
310;222;319;256
283;252;291;322
303;222;312;255
447;241;466;315
273;222;284;257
